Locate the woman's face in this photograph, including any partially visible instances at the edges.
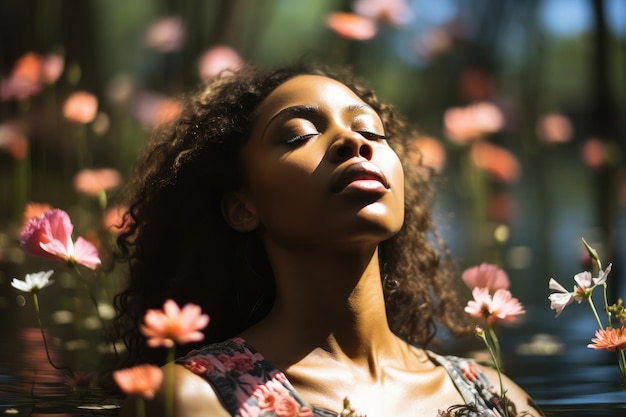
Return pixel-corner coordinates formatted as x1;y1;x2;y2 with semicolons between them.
239;75;404;249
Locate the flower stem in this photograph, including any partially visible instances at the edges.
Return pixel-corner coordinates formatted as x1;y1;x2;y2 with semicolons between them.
71;264;117;356
587;295;604;329
32;292;73;374
618;350;626;391
165;347;175;417
602;283;612;328
480;326;509;417
136;396;145;417
488;325;503;371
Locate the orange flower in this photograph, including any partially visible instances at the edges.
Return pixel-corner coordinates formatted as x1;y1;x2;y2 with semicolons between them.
408;136;446;173
73;168;121;196
63;91;98;124
141;300;209;348
113;364;163;399
470;141;520;183
581;137;606;169
588;327;626;352
23;202;53;225
326;13;378;41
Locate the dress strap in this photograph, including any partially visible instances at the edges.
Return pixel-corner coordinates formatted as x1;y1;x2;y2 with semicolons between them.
176;338;324;417
427;351;507;417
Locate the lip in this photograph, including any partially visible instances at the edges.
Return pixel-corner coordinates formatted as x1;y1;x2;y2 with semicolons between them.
331;161;390;194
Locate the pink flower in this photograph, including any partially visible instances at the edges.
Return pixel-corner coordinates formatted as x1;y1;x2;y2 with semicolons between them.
113;364;163;399
73;168;121;196
326;13;378;41
537;113;573;144
20;209;101;269
465;287;525;325
462;263;510;292
581;137;606;169
141;299;209;348
353;0;413;26
198;46;243;79
183;357;213;375
102;205;131;234
63;91;98;124
144;16;185;52
444;101;504;143
588;327;626;352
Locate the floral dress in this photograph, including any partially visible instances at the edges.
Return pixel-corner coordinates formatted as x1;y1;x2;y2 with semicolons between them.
176;338;507;417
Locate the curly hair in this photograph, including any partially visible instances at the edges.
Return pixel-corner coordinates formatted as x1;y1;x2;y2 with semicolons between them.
114;61;470;367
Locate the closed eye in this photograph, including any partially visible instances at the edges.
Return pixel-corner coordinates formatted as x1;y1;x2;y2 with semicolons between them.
358;131;388;141
283;133;319;145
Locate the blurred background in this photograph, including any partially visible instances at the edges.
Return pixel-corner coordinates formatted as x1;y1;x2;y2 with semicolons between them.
0;0;625;414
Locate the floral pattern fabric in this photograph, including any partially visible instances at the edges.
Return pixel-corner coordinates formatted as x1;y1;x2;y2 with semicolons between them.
176;338;505;417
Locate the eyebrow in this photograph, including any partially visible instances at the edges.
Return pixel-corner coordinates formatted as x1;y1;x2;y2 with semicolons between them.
263;103;377;136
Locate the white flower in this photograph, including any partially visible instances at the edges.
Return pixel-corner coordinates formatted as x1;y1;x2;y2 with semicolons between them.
11;270;54;293
548;264;613;317
548;278;577;317
593;263;612;286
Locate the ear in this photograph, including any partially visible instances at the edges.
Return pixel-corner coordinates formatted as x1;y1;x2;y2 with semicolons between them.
221;191;260;232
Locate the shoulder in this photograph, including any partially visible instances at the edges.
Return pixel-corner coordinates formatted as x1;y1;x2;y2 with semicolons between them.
476;364;545;417
117;364;230;417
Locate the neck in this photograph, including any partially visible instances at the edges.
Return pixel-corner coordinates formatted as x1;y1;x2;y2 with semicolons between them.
243;243;401;370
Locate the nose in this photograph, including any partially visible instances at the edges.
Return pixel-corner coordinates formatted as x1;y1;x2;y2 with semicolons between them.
328;131;373;162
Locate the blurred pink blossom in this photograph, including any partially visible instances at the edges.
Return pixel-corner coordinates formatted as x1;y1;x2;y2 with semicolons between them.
537;113;573;144
198;46;243;79
73;168;121;196
41;53;65;84
20;208;101;269
102;205;131;235
0;122;28;159
0;52;64;101
326;12;378;41
581;137;606;169
113;364;163;399
141;299;209;348
144;16;185;52
465;287;525;325
462;263;509;292
409;136;447;173
487;192;516;224
470;141;520;183
444;101;504;143
133;92;182;128
63;91;98;124
353;0;413;26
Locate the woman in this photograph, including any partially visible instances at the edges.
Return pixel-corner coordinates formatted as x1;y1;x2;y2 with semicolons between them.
115;63;543;417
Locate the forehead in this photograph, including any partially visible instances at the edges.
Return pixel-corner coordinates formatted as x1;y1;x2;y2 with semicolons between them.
254;75;372;123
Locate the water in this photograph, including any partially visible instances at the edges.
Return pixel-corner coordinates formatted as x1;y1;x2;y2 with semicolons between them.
1;307;625;416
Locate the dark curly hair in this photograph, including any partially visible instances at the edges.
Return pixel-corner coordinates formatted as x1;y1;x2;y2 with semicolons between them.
114;61;469;367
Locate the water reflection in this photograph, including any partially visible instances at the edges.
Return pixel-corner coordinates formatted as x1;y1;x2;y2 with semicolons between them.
0;328;120;416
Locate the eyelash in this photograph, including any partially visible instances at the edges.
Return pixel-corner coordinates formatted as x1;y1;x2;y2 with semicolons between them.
284;131;387;145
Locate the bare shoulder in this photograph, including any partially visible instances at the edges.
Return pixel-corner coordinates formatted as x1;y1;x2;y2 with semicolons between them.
477;364;545;417
117;364;230;417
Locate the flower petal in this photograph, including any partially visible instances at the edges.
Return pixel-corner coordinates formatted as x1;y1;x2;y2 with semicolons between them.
73;237;101;269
